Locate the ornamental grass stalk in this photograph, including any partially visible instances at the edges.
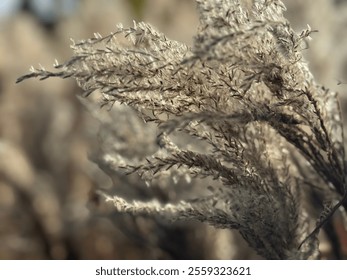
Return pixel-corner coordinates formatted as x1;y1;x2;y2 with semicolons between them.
17;0;347;259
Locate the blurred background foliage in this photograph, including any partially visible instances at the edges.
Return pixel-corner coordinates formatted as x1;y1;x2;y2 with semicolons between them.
0;0;347;259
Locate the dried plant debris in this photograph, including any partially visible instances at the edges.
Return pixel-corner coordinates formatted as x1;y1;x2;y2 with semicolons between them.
17;0;347;259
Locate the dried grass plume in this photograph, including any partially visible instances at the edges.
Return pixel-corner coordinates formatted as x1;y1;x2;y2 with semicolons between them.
17;0;347;259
